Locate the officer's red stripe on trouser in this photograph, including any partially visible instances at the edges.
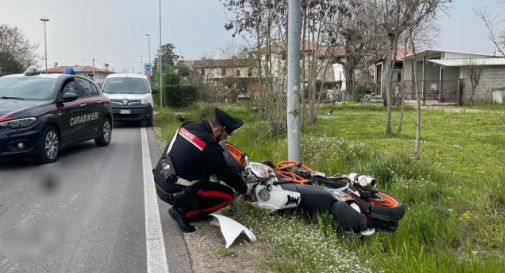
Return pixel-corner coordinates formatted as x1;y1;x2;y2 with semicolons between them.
197;190;234;200
185;201;230;219
184;183;235;220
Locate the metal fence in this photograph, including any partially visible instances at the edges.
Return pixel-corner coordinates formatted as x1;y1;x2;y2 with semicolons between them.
399;80;458;102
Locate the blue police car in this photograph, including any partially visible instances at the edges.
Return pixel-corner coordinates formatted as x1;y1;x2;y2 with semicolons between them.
0;67;113;163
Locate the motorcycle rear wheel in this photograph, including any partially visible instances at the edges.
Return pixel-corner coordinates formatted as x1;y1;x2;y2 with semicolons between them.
366;191;405;231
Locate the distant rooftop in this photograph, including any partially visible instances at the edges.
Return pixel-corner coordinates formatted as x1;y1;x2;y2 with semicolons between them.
44;66;113;74
176;59;250;68
428;58;505;67
403;49;496;60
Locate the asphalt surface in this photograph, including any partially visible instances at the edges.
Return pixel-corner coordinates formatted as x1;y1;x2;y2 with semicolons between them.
0;125;192;273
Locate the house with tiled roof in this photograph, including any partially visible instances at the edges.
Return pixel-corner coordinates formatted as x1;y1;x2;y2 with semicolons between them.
176;58;252;80
176;40;347;100
175;58;255;101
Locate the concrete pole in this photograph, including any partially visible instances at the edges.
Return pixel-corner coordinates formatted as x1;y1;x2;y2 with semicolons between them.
40;17;50;72
158;0;163;107
145;34;151;65
287;0;302;161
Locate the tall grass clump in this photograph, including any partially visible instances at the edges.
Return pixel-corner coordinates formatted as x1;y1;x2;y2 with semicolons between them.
301;135;371;173
355;153;445;190
489;173;505;211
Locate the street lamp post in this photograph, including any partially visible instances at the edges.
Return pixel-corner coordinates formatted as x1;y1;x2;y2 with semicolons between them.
40;17;50;73
158;0;163;108
144;34;151;65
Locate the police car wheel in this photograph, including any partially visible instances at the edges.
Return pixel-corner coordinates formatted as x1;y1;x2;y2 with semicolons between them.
95;118;112;146
36;127;59;163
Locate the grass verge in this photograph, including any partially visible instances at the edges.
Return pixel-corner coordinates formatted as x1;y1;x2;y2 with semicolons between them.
154;103;505;273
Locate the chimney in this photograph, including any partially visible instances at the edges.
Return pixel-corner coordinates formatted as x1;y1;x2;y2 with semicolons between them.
104;63;110;71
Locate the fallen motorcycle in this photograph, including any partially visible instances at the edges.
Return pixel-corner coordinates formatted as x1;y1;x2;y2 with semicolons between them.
222;142;405;235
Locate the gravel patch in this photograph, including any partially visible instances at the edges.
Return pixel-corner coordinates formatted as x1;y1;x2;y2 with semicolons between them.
185;221;272;273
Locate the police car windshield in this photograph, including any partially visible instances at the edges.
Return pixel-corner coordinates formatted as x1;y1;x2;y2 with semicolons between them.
102;78;149;94
0;77;57;101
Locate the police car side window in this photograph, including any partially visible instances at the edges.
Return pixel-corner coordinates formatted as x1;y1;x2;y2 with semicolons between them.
76;78;95;98
90;83;100;96
62;81;79;95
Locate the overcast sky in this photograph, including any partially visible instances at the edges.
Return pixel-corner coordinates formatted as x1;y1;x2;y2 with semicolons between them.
0;0;503;73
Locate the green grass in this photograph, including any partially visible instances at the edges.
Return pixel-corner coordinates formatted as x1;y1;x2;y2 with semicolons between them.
155;103;505;273
467;102;505;111
213;247;235;258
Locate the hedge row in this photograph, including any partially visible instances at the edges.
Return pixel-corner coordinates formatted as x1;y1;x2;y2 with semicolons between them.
155;85;199;107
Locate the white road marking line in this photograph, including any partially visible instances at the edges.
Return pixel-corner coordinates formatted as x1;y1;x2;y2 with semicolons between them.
141;128;170;273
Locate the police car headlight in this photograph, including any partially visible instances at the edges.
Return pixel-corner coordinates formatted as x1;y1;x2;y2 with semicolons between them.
0;117;38;129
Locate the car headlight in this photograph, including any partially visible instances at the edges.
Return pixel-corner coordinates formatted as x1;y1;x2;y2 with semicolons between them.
141;98;152;105
249;162;275;179
0;117;38;129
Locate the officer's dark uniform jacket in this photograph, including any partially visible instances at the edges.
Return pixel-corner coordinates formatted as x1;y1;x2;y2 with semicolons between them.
154;120;247;200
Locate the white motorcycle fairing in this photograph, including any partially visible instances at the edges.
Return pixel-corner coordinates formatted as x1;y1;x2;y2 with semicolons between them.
209;213;257;248
251;184;301;212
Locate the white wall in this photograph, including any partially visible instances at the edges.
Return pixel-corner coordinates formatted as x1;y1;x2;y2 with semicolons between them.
333;63;345;90
460;66;505;102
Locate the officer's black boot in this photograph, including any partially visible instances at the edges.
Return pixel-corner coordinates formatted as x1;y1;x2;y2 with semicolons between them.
189;214;213;222
169;207;195;233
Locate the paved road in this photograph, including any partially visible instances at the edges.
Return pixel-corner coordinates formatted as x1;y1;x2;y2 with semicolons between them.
0;126;192;273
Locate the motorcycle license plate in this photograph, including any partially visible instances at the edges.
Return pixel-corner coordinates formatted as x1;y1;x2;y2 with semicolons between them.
120;109;131;114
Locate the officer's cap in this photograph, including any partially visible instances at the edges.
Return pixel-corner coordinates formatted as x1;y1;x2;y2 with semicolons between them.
214;108;243;135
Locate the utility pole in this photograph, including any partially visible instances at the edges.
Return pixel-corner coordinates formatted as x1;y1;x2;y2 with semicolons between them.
158;0;163;108
40;17;50;73
92;58;95;78
145;34;151;65
287;0;302;161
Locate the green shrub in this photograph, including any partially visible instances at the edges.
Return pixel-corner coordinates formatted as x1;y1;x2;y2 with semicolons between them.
165;85;199;107
353;82;378;101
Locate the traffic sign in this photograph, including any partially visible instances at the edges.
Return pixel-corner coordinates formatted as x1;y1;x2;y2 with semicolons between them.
144;63;152;76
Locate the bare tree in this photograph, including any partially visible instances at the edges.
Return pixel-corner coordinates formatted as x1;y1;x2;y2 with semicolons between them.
397;3;450;159
217;41;250;59
397;19;439;136
301;0;342;123
222;0;290;134
410;31;421;161
0;24;37;75
464;60;483;104
368;0;451;137
476;5;505;57
337;0;381;100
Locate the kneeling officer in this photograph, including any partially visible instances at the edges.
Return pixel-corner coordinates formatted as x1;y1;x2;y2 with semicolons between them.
153;108;251;232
